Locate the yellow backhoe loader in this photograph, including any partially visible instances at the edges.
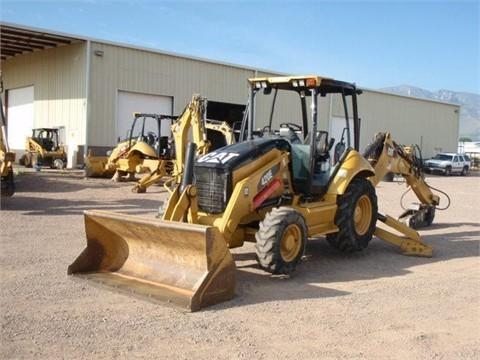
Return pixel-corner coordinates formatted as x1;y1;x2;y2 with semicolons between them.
69;75;436;311
84;112;175;185
84;95;235;193
131;96;236;192
1;93;15;197
20;128;67;169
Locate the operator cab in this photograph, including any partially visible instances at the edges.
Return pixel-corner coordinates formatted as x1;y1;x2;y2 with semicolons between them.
242;75;361;197
129;113;174;158
32;128;60;152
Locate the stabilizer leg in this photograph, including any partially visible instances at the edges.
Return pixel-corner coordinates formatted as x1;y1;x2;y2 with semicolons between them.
374;213;433;257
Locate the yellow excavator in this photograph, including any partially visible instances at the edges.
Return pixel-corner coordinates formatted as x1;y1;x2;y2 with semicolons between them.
84;95;235;193
69;75;438;311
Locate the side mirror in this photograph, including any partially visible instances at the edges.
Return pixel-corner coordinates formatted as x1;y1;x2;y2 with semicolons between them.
315;131;329;159
334;142;346;164
327;137;335;152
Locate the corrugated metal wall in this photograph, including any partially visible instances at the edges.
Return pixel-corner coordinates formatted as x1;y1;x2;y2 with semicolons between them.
88;42;286;146
2;36;459;160
330;90;460;158
2;42;87;147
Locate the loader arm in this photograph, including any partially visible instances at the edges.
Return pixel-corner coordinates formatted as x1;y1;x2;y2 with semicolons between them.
364;132;439;228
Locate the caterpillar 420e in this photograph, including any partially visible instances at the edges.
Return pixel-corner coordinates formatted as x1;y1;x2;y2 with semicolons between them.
69;75;437;311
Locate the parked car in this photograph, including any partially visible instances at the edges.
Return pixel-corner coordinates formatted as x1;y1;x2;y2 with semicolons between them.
424;153;470;176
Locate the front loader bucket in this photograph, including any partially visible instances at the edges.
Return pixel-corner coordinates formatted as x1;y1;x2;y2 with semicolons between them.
68;210;236;311
84;156;115;178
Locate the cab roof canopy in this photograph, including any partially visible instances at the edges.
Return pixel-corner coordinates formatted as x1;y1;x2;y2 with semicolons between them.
248;75;361;96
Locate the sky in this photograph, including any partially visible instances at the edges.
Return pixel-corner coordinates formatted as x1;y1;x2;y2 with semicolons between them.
1;0;479;94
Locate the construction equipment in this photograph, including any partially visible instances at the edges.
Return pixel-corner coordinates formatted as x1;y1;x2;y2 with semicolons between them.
84;112;175;187
20;128;67;169
84;95;235;193
131;95;236;192
0;88;15;197
363;132;440;229
69;75;434;311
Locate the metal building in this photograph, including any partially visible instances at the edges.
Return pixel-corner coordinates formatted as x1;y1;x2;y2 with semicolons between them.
1;22;460;167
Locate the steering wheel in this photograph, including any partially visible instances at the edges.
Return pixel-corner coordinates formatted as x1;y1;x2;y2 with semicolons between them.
146;131;158;146
280;122;302;132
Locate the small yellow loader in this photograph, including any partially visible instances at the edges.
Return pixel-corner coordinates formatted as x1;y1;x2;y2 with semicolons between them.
69;75;437;311
20;128;67;169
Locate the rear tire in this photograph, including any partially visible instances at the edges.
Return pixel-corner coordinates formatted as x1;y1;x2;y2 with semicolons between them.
24;153;32;168
445;166;452;176
327;177;377;252
255;207;307;275
461;166;468;176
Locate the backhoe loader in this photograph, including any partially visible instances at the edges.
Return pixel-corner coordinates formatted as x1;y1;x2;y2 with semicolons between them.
1;93;15;197
131;95;236;192
84;112;175;185
84;95;235;193
69;75;434;311
20;128;67;169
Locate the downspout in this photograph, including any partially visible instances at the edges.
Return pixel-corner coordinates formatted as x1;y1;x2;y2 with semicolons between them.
84;40;91;162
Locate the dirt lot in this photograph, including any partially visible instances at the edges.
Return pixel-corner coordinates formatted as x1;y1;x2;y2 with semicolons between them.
1;169;479;359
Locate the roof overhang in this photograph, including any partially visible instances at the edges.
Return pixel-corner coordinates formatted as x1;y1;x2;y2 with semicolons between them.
0;22;84;60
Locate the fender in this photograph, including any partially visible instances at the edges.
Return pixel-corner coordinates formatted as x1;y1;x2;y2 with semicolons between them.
127;141;157;159
327;149;375;195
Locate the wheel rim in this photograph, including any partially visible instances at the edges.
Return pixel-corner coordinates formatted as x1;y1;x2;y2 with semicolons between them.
354;195;373;235
280;224;302;262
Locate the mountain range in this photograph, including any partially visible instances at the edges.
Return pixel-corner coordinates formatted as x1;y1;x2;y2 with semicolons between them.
380;85;480;140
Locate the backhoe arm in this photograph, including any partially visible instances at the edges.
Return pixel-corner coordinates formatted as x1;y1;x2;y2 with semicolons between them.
171;95;210;180
364;132;439;228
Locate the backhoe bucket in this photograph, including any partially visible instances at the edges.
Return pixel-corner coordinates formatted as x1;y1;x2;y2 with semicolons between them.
68;210;236;311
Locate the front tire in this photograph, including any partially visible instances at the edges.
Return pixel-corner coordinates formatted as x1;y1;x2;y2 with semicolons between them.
255;207;307;275
327;177;378;252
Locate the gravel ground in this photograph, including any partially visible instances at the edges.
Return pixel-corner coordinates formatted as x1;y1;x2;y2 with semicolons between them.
1;168;479;359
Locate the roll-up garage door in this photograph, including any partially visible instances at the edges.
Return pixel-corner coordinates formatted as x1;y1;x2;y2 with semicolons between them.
117;91;173;142
7;86;34;151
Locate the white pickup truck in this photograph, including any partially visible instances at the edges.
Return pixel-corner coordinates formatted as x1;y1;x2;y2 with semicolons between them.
424;152;471;176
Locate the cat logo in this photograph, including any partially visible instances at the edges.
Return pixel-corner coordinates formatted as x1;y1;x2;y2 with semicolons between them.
197;151;239;164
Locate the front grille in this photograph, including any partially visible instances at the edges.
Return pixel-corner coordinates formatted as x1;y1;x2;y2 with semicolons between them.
195;167;230;214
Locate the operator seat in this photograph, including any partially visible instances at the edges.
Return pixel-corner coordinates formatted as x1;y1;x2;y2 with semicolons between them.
279;126;302;144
